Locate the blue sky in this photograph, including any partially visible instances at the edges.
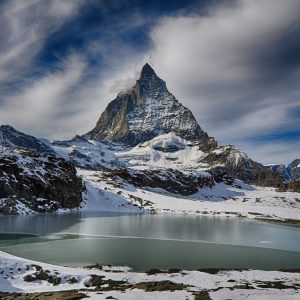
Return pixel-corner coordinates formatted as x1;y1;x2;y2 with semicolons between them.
0;0;299;165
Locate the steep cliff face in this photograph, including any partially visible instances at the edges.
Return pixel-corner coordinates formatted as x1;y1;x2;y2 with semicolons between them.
80;62;284;189
85;63;216;151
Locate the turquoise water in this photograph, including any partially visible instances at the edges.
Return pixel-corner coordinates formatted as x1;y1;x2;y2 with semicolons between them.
0;212;299;271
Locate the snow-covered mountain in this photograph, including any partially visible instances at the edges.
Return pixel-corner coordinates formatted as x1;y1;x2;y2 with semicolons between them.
287;159;300;181
0;126;83;214
268;159;300;181
268;164;291;180
85;63;217;151
0;63;299;216
0;146;83;214
0;125;55;155
80;63;282;188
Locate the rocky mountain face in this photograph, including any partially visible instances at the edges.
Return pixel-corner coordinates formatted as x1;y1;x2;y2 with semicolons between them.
203;145;284;187
268;164;290;181
287;159;300;181
0;127;84;214
85;63;217;151
83;63;283;189
101;169;216;196
0;147;83;214
1;64;297;215
268;159;300;182
0;125;55;155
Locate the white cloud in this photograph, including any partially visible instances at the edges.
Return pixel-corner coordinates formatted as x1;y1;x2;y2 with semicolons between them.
0;53;86;138
0;0;148;139
144;0;300;163
238;139;300;166
147;0;300;130
0;0;299;164
0;52;147;140
0;0;82;84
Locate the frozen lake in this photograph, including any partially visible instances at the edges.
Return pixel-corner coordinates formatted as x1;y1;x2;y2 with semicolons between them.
0;212;299;271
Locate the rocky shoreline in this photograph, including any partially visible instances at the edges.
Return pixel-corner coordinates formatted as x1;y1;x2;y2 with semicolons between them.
0;251;299;299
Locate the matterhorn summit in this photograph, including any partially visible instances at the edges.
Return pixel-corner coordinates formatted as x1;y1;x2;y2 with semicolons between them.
85;63;216;150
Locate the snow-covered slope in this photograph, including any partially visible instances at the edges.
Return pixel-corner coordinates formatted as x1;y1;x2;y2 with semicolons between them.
50;132;246;173
1;250;300;300
0;125;55;155
115;132;208;170
78;169;300;222
50;132;207;171
0;147;83;214
50;135;122;170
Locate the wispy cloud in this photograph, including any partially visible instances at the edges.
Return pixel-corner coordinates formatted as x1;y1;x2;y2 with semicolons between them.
0;0;82;85
147;0;300;163
0;53;86;138
0;0;299;164
238;139;300;166
0;0;149;139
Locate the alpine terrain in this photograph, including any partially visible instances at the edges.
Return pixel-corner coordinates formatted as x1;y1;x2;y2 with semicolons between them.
85;63;217;151
1;1;300;299
0;126;83;214
0;64;299;221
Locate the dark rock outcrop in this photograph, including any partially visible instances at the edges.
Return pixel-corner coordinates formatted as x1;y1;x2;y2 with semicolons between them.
203;145;283;187
101;168;216;195
0;148;83;214
285;180;300;192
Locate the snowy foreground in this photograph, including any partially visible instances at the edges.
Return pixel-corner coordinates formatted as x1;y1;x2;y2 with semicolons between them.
79;169;300;223
0;250;299;299
1;170;300;298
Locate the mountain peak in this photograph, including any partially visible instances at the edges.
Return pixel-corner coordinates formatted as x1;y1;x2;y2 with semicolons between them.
140;63;157;79
85;64;216;150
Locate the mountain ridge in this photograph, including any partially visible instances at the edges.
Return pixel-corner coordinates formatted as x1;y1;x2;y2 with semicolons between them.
0;125;55;155
0;125;83;214
268;159;300;181
1;64;299;215
81;63;285;187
